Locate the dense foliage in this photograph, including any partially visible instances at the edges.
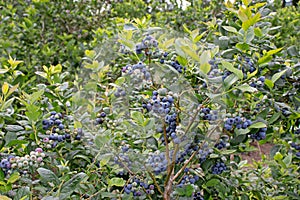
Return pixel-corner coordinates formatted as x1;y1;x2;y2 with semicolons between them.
0;0;299;199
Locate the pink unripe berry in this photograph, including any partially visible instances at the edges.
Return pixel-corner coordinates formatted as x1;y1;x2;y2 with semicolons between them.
37;157;43;163
35;148;43;153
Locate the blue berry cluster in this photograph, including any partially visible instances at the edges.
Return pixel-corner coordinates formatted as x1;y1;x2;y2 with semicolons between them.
143;89;179;144
222;70;232;80
281;107;291;117
146;151;168;175
163;112;180;144
177;173;200;187
0;155;14;174
244;57;256;73
169;60;186;73
135;35;158;54
143;89;175;115
208;68;221;78
46;132;71;148
159;52;169;64
290;142;300;157
176;143;199;164
198;144;213;163
159;53;186;73
249;76;265;88
224;116;252;131
114;152;132;170
250;127;267;141
114;87;126;98
211;162;227;174
121;62;153;90
124;177;155;196
290;142;300;150
199;107;218;121
214;139;227;150
122;62;152;81
42;111;64;131
193;192;204;200
95;111;107;125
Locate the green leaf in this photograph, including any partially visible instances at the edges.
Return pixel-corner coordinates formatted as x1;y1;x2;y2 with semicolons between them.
29;90;44;104
221;61;243;79
185;184;194;197
131;111;144;125
60;173;87;199
35;71;47;79
175;187;185;196
200;50;211;65
242;12;260;31
245;27;255;43
5;125;24;132
2;98;15;110
115;77;126;86
258;55;272;65
108;177;125;187
264;79;274;89
249;122;267;129
271;69;287;83
14;187;30;200
254;27;263;37
95;130;110;149
25;104;42;122
100;154;111;167
222;26;238;33
224;74;239;89
101;192;118;198
7;172;20;184
237;84;257;92
206;178;220;187
37;168;60;185
283;153;292;167
287;46;299;57
0;69;9;74
0;184;12;193
220;150;236;155
236;43;249;51
235;128;250;135
6;140;28;147
269;113;281;124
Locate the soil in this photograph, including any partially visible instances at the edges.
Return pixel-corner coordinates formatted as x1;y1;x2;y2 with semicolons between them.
240;142;274;164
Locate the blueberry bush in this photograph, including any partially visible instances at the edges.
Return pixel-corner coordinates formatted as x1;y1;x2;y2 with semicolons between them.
0;0;299;200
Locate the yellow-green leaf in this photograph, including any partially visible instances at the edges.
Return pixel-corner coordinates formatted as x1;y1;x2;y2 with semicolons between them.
271;69;287;83
8;56;23;69
52;64;62;74
85;50;96;58
182;46;200;62
221;61;244;80
200;63;211;74
2;82;9;95
7;172;20;184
